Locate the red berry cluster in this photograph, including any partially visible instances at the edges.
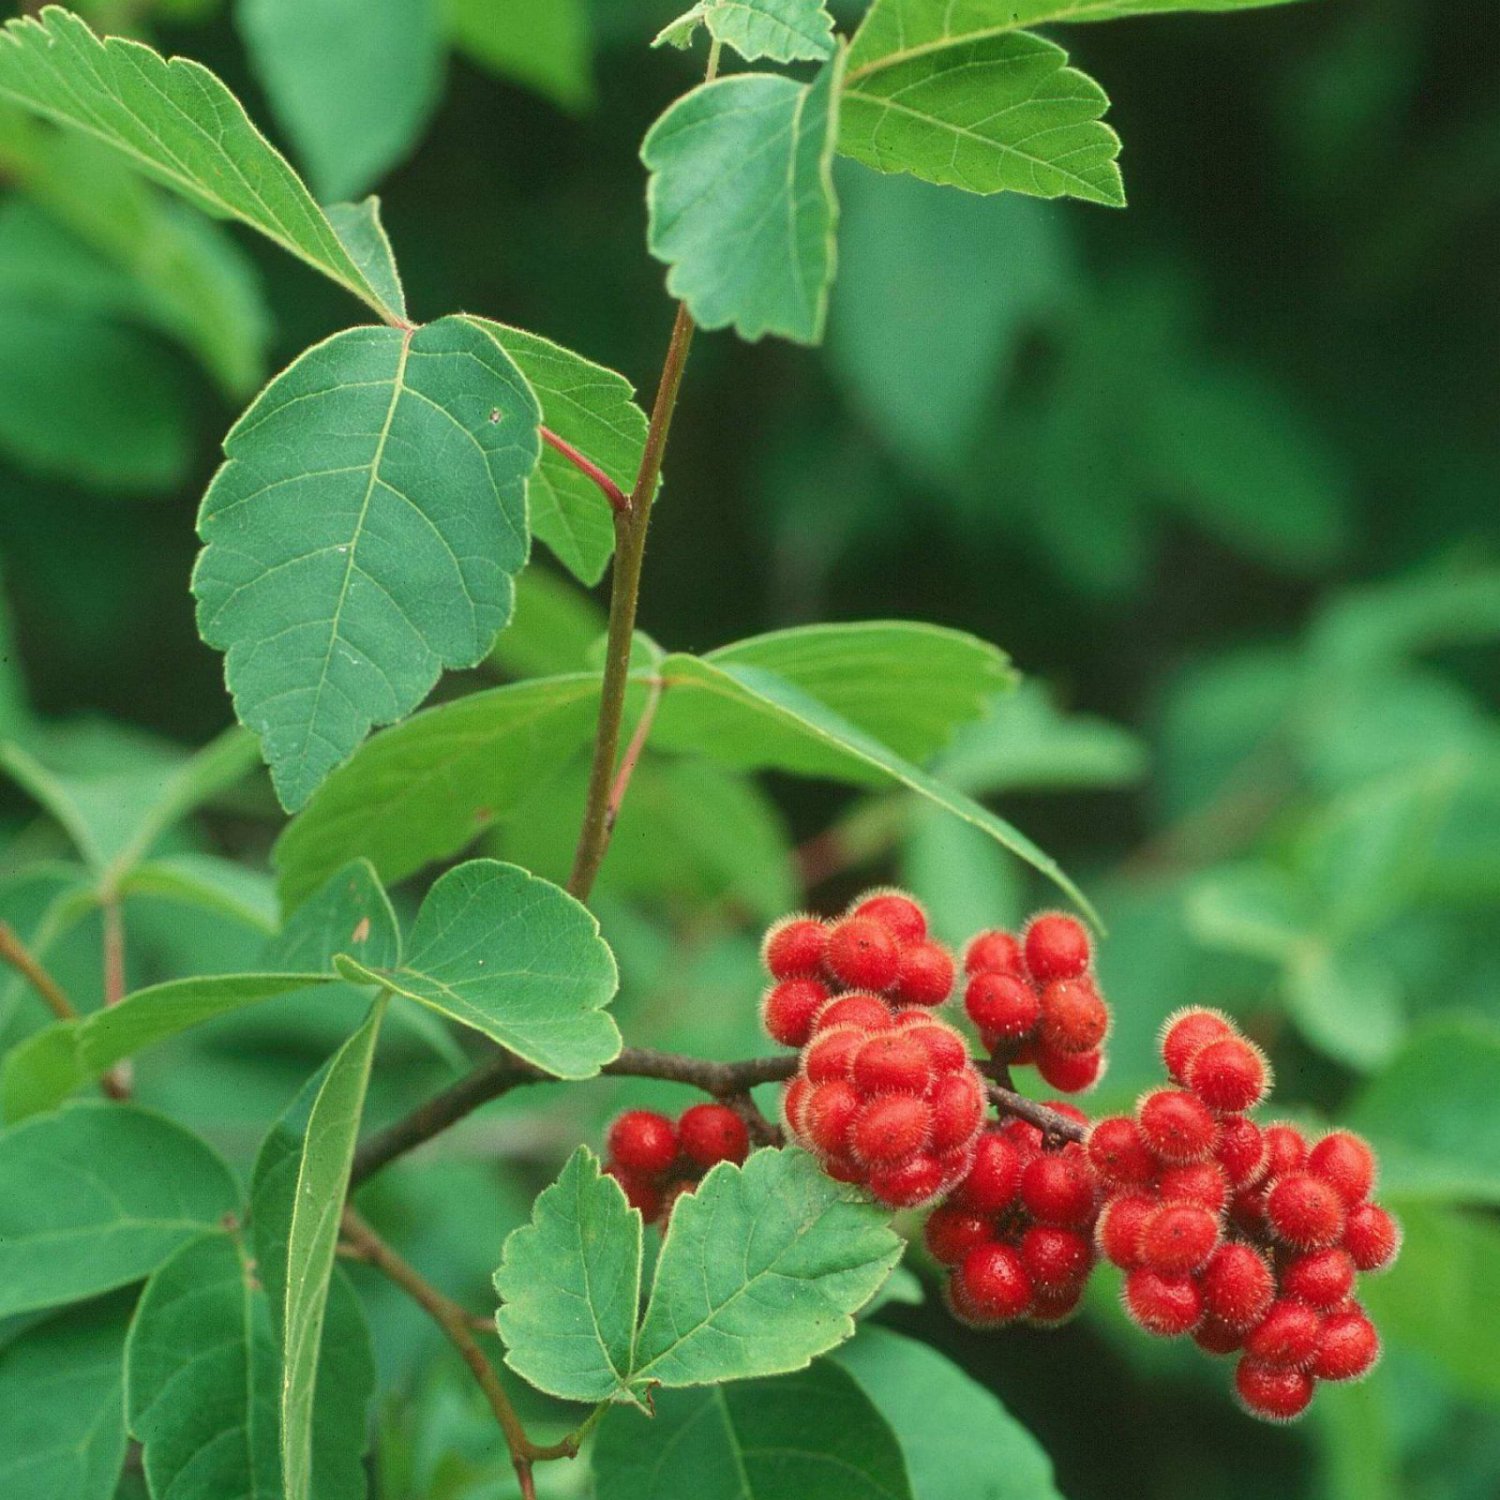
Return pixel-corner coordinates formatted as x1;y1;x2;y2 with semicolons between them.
603;1103;751;1225
1088;1007;1400;1422
763;891;986;1208
963;913;1110;1093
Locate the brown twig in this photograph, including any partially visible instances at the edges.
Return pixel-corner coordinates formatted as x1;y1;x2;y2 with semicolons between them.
0;920;77;1021
540;427;629;515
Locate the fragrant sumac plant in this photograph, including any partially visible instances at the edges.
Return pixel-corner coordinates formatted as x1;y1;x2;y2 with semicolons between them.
0;2;1435;1498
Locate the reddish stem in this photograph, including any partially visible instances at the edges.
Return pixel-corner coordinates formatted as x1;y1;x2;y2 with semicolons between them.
540;427;629;515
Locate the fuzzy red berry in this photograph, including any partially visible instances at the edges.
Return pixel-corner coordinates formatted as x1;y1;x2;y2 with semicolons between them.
1027;1287;1084;1327
1138;1089;1219;1163
1037;979;1109;1055
1035;1044;1105;1094
1020;1225;1093;1292
850;1094;932;1166
1123;1268;1203;1337
1185;1036;1270;1113
1199;1243;1275;1330
782;1075;811;1137
604;1164;664;1220
804;1080;860;1157
607;1110;677;1177
761;977;830;1048
904;1021;970;1074
827;917;902;992
851;890;927;945
957;1244;1034;1324
814;993;893;1034
953;1132;1022;1212
1281;1248;1356;1308
928;1071;986;1154
924;1205;995;1265
1096;1192;1155;1269
1193;1317;1247;1356
1156;1160;1230;1213
677;1103;750;1169
1235;1358;1314;1422
1244;1298;1322;1368
1342;1203;1401;1272
1160;1006;1235;1083
1311;1308;1380;1382
1024;913;1092;982
1307;1130;1376;1205
1266;1172;1347;1249
803;1025;865;1083
1140;1202;1220;1275
851;1033;934;1097
1087;1116;1156;1187
868;1153;947;1208
1019;1147;1097;1228
893;940;956;1007
1261;1123;1308;1178
1228;1185;1271;1236
964;972;1037;1040
763;915;828;979
1216;1115;1268;1187
964;929;1024;977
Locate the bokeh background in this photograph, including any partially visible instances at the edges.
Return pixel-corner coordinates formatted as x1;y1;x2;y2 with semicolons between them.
1;2;1497;1497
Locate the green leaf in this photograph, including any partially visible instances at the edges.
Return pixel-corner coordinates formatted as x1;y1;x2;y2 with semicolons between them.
643;51;846;344
841;9;1123;206
236;0;444;201
656;1;837;63
493;1147;643;1404
468;318;649;585
126;1231;375;1500
445;0;593;112
832;1326;1062;1500
634;1147;903;1388
0;1103;237;1317
120;853;279;932
326;197;408;323
193;317;543;811
593;1361;912;1500
491;566;608;679
0;1295;131;1500
272;674;604;907
337;859;620;1077
264;857;402;972
280;997;386;1500
0;7;397;321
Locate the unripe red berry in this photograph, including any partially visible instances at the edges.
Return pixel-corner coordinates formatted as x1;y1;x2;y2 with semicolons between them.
851;889;927;945
1311;1308;1380;1382
1281;1248;1356;1309
904;1021;970;1074
1023;912;1092;982
1035;1044;1104;1094
814;993;893;1034
607;1110;677;1177
964;972;1038;1040
1123;1268;1203;1337
804;1080;860;1157
924;1206;995;1265
1037;979;1109;1055
762;915;828;979
782;1076;811;1137
1244;1298;1323;1367
868;1152;948;1208
892;941;955;1007
761;977;830;1048
1342;1202;1401;1272
826;917;902;992
1262;1123;1308;1178
1020;1225;1093;1292
803;1024;865;1083
1137;1089;1219;1163
1235;1358;1314;1422
1139;1201;1220;1275
604;1163;664;1220
850;1094;932;1166
1156;1160;1230;1213
1087;1116;1157;1187
1159;1006;1234;1083
1019;1147;1097;1228
964;929;1024;977
953;1132;1022;1212
1266;1173;1347;1249
957;1244;1034;1324
1199;1243;1275;1330
1216;1115;1268;1188
677;1103;750;1169
851;1033;934;1097
1193;1317;1246;1356
928;1071;985;1154
1307;1130;1376;1205
1185;1036;1270;1113
1096;1192;1154;1269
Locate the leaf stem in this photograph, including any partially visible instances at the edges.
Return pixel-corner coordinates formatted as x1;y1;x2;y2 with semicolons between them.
0;920;77;1021
540;426;629;514
100;898;132;1098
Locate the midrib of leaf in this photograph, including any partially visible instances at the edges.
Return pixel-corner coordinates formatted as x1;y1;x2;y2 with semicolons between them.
576;1165;636;1391
712;1387;756;1497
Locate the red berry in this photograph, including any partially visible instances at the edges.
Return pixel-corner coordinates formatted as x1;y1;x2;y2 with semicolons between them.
1228;1185;1271;1236
1193;1317;1246;1356
604;1163;664;1220
958;1244;1034;1324
1000;1116;1045;1158
763;915;828;979
936;1143;977;1193
904;1021;970;1074
607;1110;677;1177
1045;1099;1091;1128
1096;1192;1155;1269
814;993;893;1034
804;1080;860;1157
850;1094;932;1166
761;977;830;1048
964;929;1024;977
1185;1036;1270;1113
1281;1248;1356;1308
1262;1123;1308;1178
1267;1173;1347;1249
823;1153;862;1184
893;940;956;1007
1137;1089;1220;1163
1244;1298;1322;1367
1312;1308;1380;1381
964;972;1037;1040
867;1153;947;1208
953;1132;1022;1212
851;1033;934;1097
658;1180;695;1225
1159;1006;1235;1083
1139;1202;1220;1275
1027;1286;1084;1327
1123;1268;1203;1336
677;1103;750;1169
1020;1225;1093;1291
1307;1131;1376;1205
1235;1358;1314;1422
928;1070;986;1154
924;1206;995;1265
782;1076;811;1137
1199;1243;1275;1330
1156;1160;1229;1213
851;890;927;945
803;1025;865;1083
827;917;902;992
1087;1117;1157;1187
1019;1147;1097;1228
1342;1203;1401;1272
1035;1045;1105;1094
1023;912;1092;982
1216;1115;1268;1187
1037;979;1109;1055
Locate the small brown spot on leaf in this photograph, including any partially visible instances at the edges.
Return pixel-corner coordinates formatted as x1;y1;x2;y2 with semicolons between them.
488;407;502;423
351;916;371;945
